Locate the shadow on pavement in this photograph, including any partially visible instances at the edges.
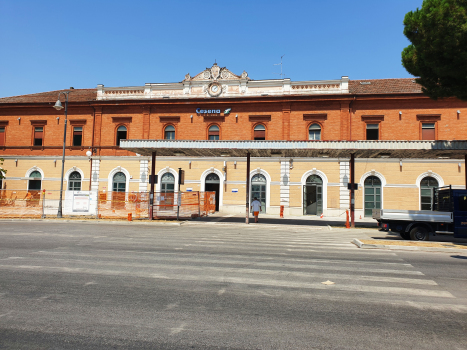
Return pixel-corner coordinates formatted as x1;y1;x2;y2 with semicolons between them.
451;255;467;260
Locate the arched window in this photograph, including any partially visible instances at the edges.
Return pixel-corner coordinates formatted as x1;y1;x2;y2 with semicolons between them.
308;124;321;140
254;124;266;140
208;125;220;140
364;176;381;217
28;170;42;191
116;126;127;146
112;172;126;192
420;176;438;210
161;172;175;193
68;171;82;191
164;125;175;140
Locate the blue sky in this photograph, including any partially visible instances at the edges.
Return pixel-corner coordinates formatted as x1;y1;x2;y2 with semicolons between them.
0;0;423;98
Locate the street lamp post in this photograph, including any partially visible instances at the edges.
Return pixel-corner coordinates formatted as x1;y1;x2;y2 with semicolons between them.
53;91;71;218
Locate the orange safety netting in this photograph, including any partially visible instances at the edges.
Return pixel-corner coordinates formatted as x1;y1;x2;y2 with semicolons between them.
0;190;216;220
0;190;43;218
97;191;150;219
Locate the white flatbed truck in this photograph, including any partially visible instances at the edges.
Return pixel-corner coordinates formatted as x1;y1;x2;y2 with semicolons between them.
372;186;467;241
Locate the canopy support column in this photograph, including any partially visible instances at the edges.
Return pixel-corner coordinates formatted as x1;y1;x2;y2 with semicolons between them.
149;151;156;220
246;152;251;224
350;153;355;228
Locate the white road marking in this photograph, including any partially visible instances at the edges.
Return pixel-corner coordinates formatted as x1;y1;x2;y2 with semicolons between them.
169;322;186;335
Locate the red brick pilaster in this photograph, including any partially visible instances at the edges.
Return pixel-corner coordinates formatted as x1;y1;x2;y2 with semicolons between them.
93;107;103;149
340;101;350;140
282;103;291;140
142;106;150;139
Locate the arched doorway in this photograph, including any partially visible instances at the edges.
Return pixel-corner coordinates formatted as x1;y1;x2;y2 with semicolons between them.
205;173;220;211
420;176;438;210
251;174;267;213
161;172;175;210
112;172;126;192
364;176;381;217
27;170;42;206
28;170;42;191
112;172;126;209
303;174;323;215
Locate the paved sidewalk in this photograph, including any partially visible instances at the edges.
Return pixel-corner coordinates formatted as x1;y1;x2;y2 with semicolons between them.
193;211;377;228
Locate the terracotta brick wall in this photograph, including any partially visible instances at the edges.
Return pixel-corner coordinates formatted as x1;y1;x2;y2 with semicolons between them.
1;96;467;157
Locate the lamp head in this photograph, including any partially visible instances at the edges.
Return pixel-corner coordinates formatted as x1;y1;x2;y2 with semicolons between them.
86;150;92;157
53;99;64;110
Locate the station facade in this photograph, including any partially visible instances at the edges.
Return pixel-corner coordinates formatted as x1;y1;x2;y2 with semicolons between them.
1;63;467;217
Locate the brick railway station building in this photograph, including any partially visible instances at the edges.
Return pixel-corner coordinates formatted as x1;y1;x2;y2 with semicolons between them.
1;63;467;217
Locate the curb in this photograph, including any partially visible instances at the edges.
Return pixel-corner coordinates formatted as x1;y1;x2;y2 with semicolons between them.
352;238;467;254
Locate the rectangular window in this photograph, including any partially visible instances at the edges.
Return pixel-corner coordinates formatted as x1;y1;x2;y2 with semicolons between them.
366;124;379;140
34;127;43;146
73;127;82;146
422;123;435;140
0;127;4;146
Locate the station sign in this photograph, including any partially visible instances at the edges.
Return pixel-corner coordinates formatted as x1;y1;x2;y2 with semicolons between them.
196;108;231;116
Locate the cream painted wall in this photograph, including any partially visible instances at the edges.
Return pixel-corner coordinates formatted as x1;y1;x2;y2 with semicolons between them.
2;156;466;216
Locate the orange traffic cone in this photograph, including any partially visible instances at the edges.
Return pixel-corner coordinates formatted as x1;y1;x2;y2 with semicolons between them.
320;213;324;219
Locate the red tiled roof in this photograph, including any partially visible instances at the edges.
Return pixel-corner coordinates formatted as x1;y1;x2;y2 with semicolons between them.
0;79;423;104
349;78;422;94
0;89;97;104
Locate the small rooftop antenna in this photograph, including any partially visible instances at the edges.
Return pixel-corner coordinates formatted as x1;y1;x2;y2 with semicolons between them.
273;55;285;79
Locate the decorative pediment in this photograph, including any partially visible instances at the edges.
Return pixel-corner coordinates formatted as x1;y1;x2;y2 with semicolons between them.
186;63;249;82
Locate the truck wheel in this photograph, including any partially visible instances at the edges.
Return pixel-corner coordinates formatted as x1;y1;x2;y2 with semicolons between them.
400;231;411;240
409;226;430;241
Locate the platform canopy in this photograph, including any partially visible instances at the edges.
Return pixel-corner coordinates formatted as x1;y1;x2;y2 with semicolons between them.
120;140;467;159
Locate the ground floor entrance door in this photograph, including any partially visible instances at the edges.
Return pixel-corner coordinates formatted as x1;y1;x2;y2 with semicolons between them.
303;175;323;215
364;176;381;217
251;174;266;213
160;172;175;210
205;173;220;211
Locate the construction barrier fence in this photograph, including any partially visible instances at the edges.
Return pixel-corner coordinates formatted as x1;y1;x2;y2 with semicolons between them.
0;189;216;220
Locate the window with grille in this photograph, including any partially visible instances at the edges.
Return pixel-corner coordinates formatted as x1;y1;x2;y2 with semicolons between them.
34;127;43;146
254;124;266;140
164;125;175;140
112;172;126;192
68;171;82;191
420;176;438;210
208;125;220;140
73;127;82;146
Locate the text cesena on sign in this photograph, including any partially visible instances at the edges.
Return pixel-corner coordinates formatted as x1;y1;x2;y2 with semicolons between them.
196;108;221;114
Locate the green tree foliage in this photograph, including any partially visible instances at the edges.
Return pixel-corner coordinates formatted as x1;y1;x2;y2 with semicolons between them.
402;0;467;100
0;158;6;179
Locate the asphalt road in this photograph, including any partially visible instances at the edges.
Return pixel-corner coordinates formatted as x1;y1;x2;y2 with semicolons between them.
0;221;466;350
